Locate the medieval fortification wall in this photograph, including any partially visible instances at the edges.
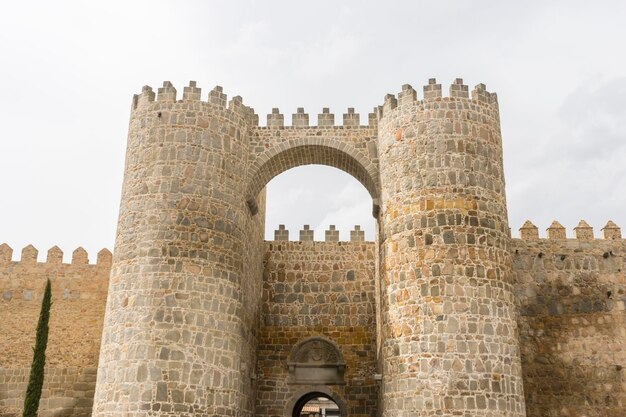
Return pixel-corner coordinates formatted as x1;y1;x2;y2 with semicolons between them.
257;237;378;417
1;222;624;417
512;221;625;417
1;79;624;417
0;245;111;417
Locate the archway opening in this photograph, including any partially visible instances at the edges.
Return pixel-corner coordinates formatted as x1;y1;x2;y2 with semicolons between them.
264;165;376;241
293;392;341;417
246;143;380;221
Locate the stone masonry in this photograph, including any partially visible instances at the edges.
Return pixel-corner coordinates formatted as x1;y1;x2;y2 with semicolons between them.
0;78;624;417
0;245;111;417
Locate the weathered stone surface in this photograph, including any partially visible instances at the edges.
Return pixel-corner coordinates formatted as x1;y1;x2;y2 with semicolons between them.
257;241;378;417
512;237;626;417
1;79;624;417
0;252;110;417
377;79;525;416
93;82;266;417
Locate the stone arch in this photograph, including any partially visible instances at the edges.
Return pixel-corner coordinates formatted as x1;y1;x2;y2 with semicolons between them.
246;143;380;215
284;386;348;417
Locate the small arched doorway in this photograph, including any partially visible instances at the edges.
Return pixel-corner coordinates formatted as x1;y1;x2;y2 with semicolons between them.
293;392;340;416
286;387;348;417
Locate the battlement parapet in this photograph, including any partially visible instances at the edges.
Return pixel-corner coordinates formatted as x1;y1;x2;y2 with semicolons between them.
274;225;289;241
516;220;622;240
602;220;622;239
318;108;334;127
131;81;259;126
350;225;365;242
270;225;371;242
300;225;314;241
0;244;112;267
133;79;498;129
292;107;309;127
182;80;201;101
377;77;500;120
262;107;376;128
157;81;176;101
325;225;339;242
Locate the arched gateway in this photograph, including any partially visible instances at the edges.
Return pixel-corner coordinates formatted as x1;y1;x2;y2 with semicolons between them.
92;79;526;417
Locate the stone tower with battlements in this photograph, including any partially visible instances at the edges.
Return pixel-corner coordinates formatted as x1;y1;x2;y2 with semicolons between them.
90;77;526;417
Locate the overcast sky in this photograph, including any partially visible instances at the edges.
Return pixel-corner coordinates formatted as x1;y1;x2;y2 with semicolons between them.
1;1;625;261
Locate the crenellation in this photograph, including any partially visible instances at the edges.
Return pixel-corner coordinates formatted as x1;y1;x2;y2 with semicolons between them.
318;107;335;127
519;220;539;240
382;93;397;114
423;77;442;99
268;225;375;242
46;246;63;264
342;107;360;126
573;219;594;239
267;107;284;128
324;225;339;242
157;81;177;101
449;77;469;98
228;94;250;120
368;109;378;128
516;220;624;240
228;94;243;110
471;82;491;103
248;108;259;126
274;224;289;241
350;225;365;242
602;220;622;239
133;85;155;109
375;104;383;120
0;243;13;265
292;107;309;127
71;247;88;264
0;246;111;267
299;224;314;241
546;220;567;239
398;84;417;105
182;80;201;100
208;85;227;107
96;248;112;267
20;244;38;264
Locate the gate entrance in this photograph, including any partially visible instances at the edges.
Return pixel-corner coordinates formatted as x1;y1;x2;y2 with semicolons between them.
292;392;340;417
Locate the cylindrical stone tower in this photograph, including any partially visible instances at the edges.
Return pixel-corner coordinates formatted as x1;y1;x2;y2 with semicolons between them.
93;82;264;417
377;79;525;416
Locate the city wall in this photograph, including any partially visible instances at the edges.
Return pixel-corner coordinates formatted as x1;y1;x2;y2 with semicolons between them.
256;232;379;417
0;245;111;417
1;221;624;417
512;221;625;417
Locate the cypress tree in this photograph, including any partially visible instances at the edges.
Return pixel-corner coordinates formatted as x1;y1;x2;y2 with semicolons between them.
22;278;52;417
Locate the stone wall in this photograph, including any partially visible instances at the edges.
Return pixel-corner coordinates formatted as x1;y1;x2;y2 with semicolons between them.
1;228;626;417
256;240;379;417
0;245;111;417
511;225;626;417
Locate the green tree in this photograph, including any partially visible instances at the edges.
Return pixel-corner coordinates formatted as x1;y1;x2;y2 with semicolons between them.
22;278;52;417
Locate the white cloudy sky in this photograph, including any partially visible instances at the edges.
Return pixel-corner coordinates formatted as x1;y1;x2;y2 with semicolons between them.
1;1;625;260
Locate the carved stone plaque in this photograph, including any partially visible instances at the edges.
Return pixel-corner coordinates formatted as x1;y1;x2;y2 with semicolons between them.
288;337;346;385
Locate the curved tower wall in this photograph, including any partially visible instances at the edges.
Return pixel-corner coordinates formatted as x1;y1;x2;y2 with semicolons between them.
377;80;526;416
93;82;264;417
